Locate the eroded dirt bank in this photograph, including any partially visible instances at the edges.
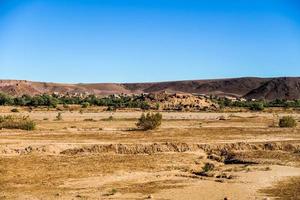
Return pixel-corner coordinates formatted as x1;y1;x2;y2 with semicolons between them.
1;140;299;156
1;140;300;200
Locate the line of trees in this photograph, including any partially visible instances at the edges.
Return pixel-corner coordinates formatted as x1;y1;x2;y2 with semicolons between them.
0;93;150;109
1;92;300;110
215;97;300;110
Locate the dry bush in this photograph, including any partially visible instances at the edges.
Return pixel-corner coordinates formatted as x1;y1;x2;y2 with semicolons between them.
102;116;114;121
193;162;215;177
202;162;215;172
83;118;96;122
279;116;297;128
136;112;162;130
55;112;63;121
10;108;19;113
0;115;36;130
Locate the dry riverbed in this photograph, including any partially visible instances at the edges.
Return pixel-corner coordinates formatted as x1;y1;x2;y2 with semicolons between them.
0;107;300;199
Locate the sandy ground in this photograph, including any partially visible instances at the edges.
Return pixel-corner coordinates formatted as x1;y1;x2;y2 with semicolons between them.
158;165;300;200
0;107;300;199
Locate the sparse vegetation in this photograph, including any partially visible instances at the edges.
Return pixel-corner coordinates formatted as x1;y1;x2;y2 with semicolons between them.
83;118;96;122
0;115;36;130
193;162;215;177
10;108;19;113
279;116;297;128
107;116;114;121
106;106;116;111
1;109;300;199
249;102;264;111
202;162;215;172
136;112;162;130
56;112;63;121
107;188;117;196
81;102;89;108
102;116;114;121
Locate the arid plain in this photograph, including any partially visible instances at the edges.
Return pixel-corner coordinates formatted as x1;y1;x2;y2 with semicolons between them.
0;106;300;200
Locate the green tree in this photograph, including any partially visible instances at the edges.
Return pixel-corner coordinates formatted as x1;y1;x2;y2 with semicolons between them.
250;102;264;111
0;93;13;105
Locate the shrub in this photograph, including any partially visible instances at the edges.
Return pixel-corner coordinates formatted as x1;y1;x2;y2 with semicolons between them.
193;162;215;177
136;112;162;130
102;116;114;121
11;108;19;113
0;115;36;130
106;106;116;111
250;102;264;111
56;112;63;121
110;188;117;195
83;118;96;122
202;162;215;172
105;188;117;196
107;116;114;121
81;102;90;108
279;116;297;128
0;93;13;105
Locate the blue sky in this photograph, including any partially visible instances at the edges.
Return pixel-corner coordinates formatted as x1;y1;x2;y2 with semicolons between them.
0;0;299;83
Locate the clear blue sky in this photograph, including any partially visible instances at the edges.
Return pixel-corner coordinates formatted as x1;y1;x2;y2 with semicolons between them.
0;0;299;83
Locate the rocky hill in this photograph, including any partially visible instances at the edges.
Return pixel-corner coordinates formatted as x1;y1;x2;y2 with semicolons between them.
244;77;300;100
0;77;299;100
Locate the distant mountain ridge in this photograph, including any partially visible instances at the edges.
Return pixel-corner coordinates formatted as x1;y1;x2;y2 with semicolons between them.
0;77;299;100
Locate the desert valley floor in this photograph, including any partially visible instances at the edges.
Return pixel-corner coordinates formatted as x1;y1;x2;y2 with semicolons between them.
0;107;300;200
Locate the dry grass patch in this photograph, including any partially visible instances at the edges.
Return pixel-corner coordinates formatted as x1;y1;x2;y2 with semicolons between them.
0;115;36;130
279;116;297;128
0;153;198;197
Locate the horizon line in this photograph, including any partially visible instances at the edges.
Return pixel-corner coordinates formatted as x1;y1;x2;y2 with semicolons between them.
0;76;299;85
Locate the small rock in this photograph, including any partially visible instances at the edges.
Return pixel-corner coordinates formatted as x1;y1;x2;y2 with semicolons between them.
215;179;224;183
147;194;153;199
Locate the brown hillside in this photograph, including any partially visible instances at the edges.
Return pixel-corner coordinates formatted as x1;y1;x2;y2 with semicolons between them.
244;77;300;100
0;77;299;100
